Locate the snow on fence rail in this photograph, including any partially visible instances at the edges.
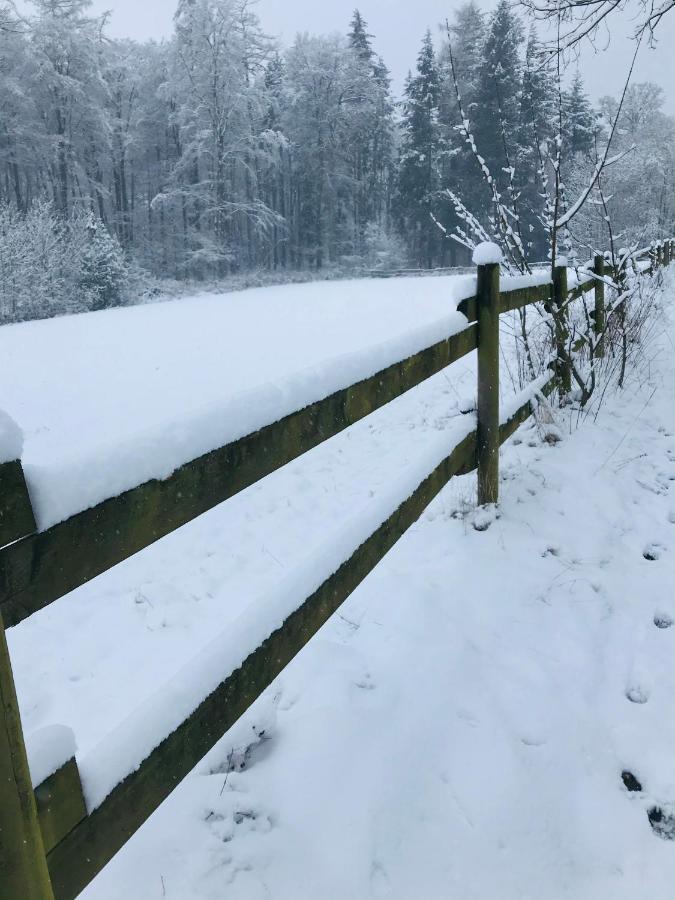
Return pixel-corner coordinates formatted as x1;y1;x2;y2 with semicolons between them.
0;239;671;900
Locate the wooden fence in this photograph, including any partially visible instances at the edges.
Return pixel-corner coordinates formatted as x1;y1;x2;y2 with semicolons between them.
0;240;671;899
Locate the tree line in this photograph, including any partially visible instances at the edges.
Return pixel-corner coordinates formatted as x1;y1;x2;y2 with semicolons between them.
0;0;672;322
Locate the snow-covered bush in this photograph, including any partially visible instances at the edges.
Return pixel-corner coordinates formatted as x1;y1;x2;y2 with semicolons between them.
0;202;132;324
361;223;408;271
77;213;128;311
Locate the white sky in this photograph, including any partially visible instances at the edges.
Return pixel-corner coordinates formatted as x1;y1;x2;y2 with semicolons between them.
37;0;675;111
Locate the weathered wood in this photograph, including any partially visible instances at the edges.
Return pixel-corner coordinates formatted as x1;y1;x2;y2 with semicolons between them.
594;255;606;359
0;460;36;549
567;278;594;303
459;282;551;322
45;383;548;900
46;428;478;900
0;612;54;899
457;294;477;323
552;265;571;395
0;324;478;628
499;282;550;314
476;262;500;505
35;758;87;855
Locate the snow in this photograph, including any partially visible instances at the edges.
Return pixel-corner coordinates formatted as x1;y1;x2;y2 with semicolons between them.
3;267;674;896
63;277;675;900
77;408;477;812
25;724;76;787
7;313;481;795
6;267;674;898
502;270;551;291
472;241;503;265
0;276;477;531
0;408;23;464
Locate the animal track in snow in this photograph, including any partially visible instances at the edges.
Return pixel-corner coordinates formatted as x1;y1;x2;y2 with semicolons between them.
648;807;675;840
621;770;643;792
643;542;666;561
625;685;650;704
654;613;673;629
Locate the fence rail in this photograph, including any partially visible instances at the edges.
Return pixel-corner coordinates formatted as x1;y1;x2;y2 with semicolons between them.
0;239;670;899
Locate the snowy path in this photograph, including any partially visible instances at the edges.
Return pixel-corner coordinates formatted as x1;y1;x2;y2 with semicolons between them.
64;289;675;898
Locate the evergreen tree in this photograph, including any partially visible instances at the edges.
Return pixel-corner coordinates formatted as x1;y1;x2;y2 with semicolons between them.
562;72;596;157
78;212;127;310
438;2;487;262
348;9;374;62
516;27;556;259
473;0;524;205
443;1;485;109
395;31;444;268
344;12;394;255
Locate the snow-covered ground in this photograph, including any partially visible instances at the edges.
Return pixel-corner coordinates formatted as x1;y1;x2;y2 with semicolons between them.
5;270;675;898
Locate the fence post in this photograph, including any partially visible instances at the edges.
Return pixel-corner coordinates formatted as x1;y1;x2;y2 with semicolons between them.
593;254;605;359
0;612;54;899
476;260;500;506
553;264;571;395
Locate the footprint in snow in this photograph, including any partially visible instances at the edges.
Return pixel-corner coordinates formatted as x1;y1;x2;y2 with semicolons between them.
619;773;675;842
626;685;650;704
654;612;673;629
643;542;666;561
622;770;643;792
649;807;675;841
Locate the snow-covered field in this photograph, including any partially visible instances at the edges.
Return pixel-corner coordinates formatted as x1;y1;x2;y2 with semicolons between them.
5;270;675;898
0;275;475;529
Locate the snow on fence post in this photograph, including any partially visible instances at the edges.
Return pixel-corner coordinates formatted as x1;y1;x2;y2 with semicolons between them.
0;612;54;900
474;243;501;506
593;254;605;359
553;264;572;395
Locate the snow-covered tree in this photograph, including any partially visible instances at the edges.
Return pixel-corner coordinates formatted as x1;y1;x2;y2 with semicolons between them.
78;212;127;310
395;31;445;267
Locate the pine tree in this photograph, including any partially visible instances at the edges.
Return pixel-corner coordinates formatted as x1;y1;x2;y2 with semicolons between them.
344;11;394;257
438;2;487;262
78;213;127;310
395;31;444;268
473;0;524;205
443;1;485;109
563;72;596;157
516;26;556;259
348;9;374;63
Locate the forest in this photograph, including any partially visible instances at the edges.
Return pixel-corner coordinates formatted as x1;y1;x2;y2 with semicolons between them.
0;0;673;321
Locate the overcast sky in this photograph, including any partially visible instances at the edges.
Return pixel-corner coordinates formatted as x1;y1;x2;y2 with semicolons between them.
76;0;675;112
